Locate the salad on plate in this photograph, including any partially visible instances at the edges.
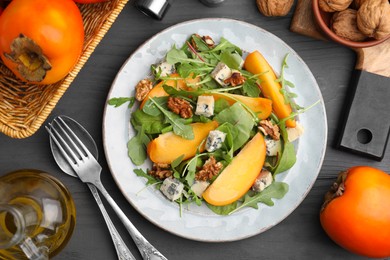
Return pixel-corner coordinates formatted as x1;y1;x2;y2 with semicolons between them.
109;33;313;216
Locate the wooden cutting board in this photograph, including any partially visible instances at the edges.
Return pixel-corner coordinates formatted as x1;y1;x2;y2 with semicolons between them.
290;0;390;161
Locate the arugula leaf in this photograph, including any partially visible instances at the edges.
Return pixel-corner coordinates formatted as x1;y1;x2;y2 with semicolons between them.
215;102;255;151
220;50;243;70
142;97;167;116
108;97;135;108
171;155;185;168
131;109;167;134
127;126;150;166
166;46;210;66
228;182;289;215
177;63;213;78
274;142;297;175
210;37;242;55
276;54;304;111
242;78;260;98
149;98;194;140
216;122;236;161
163;85;204;99
133;169;160;185
206;201;238;216
190;34;210;52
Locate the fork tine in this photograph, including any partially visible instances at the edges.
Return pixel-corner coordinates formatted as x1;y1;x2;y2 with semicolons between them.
45;124;78;166
57;116;95;159
53;117;85;160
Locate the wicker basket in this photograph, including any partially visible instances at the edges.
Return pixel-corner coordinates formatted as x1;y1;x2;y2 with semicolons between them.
0;0;129;138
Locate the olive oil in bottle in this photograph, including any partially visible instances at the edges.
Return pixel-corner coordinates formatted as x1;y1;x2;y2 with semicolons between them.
0;169;76;260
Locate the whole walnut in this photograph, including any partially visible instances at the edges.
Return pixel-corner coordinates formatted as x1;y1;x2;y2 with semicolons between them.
256;0;294;17
357;0;390;40
351;0;367;9
319;0;353;12
331;9;367;41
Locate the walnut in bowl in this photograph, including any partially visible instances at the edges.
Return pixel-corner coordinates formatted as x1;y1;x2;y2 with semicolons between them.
312;0;390;48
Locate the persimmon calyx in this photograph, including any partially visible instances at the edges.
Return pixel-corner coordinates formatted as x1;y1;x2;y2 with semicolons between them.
321;171;347;212
4;34;52;82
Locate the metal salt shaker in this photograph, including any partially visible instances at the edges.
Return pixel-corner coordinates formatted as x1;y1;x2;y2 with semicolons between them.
134;0;170;20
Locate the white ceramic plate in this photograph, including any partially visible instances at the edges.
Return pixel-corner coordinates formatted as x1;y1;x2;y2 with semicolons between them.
103;18;327;242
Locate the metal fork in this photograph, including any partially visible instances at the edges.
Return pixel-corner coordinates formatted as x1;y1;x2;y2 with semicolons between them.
46;117;167;260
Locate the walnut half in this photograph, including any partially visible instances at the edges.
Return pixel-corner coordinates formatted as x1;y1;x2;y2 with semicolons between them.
135;79;153;101
256;0;294;17
195;156;223;181
167;97;193;119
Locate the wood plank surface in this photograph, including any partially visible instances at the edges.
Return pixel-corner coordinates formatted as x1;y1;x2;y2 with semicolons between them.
0;0;388;259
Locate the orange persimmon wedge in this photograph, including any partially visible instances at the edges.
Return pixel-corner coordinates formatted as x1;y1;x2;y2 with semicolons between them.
211;93;272;120
244;51;296;128
147;121;218;164
140;73;200;109
203;132;266;206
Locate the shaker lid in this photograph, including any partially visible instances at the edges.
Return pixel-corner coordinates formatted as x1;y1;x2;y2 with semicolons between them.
135;0;170;20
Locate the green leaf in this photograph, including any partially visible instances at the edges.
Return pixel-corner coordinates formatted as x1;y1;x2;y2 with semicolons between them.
177;63;213;78
228;182;289;215
171;154;185;168
274;142;297;175
131;109;167;134
206;201;238;216
163;85;204;99
216;122;237;159
108;97;135;108
149;98;194;140
173;119;194;140
190;34;210;52
210;37;242;55
142;96;168;117
215;102;255;151
242;79;260;98
214;98;230;114
220;50;243;70
133;169;160;185
127;126;150;166
166;46;207;66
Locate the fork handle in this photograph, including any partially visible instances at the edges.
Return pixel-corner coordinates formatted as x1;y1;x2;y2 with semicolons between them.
87;184;136;260
92;180;168;260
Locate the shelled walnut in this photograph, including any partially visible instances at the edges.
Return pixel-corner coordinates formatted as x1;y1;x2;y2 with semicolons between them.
319;0;353;12
167;96;193;119
256;0;294;17
135;79;153;101
357;0;390;40
331;9;367;41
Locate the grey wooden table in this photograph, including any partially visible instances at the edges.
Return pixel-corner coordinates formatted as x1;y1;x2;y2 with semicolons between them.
0;0;388;259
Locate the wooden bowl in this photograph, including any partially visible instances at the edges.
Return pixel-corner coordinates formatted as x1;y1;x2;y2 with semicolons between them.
312;0;390;48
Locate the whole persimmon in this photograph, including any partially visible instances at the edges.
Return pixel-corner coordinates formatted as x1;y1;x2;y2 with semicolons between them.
0;0;84;84
320;166;390;258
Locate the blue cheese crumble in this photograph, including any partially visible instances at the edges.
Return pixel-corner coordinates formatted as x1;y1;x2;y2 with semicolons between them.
160;177;184;201
155;61;175;77
195;95;214;117
206;130;226;152
265;136;281;156
211;62;232;87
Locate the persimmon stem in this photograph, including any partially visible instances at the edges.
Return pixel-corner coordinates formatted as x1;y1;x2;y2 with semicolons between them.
4;34;51;82
321;171;347;212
